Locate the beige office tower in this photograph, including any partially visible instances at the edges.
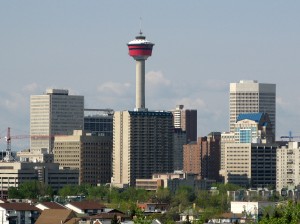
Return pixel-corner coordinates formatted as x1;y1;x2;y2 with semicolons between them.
30;89;84;153
219;132;235;178
54;130;112;185
229;80;276;135
112;111;173;188
276;142;300;192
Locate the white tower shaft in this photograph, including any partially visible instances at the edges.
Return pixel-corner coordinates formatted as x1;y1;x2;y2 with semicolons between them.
135;60;146;111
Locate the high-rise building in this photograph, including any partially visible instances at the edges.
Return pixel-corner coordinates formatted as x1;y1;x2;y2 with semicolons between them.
30;89;84;153
183;132;221;181
173;128;187;171
224;143;277;187
276;142;300;192
53;130;112;185
112;111;174;187
229;80;276;135
84;109;114;137
172;105;197;142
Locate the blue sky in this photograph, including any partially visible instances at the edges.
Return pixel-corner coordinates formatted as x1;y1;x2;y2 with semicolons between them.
0;1;299;150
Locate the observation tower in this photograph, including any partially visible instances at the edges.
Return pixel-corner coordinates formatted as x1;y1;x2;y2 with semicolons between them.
127;31;154;111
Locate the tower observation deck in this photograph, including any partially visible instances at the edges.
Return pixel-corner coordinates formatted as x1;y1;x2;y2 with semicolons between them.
127;32;154;111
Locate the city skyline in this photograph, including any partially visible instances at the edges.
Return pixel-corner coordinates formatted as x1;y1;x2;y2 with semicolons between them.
0;1;299;150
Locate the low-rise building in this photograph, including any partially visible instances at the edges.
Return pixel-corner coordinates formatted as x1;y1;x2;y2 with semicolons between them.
0;202;41;224
65;201;106;215
0;161;79;198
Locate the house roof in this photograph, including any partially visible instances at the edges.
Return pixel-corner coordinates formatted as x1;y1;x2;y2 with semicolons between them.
38;201;66;209
67;201;106;210
35;209;76;224
0;203;40;211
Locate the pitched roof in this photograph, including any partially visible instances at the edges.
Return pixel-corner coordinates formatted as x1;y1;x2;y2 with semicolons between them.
236;113;264;123
35;209;76;224
38;201;66;209
0;203;40;211
68;201;106;210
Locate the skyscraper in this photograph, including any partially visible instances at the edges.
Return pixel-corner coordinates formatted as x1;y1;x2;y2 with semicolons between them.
30;89;84;153
172;105;197;142
112;111;173;187
229;80;276;135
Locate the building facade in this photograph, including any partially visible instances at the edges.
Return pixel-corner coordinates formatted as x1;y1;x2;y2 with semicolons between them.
173;128;187;170
53;130;112;185
0;162;79;198
224;143;277;187
84;109;114;137
235;112;274;144
276;142;300;192
171;105;197;142
30;89;84;153
229;80;276;135
183;133;221;181
112;111;174;187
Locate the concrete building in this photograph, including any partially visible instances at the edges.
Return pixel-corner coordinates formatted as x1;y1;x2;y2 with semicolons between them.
30;89;84;153
136;171;215;192
53;130;112;185
235;112;274;143
229;80;276;135
171;105;197;142
224;143;277;187
230;201;275;217
276;142;300;192
0;162;79;198
84;109;114;137
220;132;235;179
183;133;221;181
112;111;173;187
17;148;54;163
173;128;187;170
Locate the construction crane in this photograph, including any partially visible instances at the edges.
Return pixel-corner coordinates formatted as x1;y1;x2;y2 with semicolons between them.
3;127;14;162
280;131;300;141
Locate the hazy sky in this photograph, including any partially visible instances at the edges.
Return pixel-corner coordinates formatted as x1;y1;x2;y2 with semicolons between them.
0;1;299;150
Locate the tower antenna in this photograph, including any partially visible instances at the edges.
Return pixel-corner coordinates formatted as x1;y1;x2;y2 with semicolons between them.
139;17;143;35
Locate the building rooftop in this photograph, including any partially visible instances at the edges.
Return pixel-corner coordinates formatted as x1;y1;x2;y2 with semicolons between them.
35;209;76;224
37;201;66;209
236;113;264;123
67;201;106;210
0;202;40;211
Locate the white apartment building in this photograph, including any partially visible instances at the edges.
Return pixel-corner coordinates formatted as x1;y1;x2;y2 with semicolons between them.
276;142;300;192
112;110;173;188
30;89;84;153
229;80;276;135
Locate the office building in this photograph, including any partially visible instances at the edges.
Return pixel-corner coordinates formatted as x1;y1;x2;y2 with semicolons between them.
0;162;79;199
220;132;235;178
172;105;197;142
276;142;300;192
224;143;277;187
183;133;221;181
84;109;114;137
235;112;274;143
30;89;84;153
229;80;276;135
173;128;187;170
54;130;112;185
112;111;174;187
